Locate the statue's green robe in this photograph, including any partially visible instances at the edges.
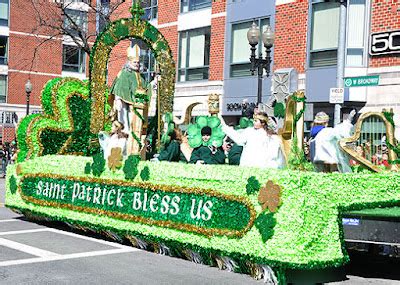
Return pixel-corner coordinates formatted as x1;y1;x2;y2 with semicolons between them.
110;67;151;104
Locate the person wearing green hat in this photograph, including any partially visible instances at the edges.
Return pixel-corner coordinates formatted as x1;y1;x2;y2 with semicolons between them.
189;126;225;165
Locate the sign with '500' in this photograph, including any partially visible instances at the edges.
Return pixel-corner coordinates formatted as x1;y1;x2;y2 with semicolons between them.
370;30;400;56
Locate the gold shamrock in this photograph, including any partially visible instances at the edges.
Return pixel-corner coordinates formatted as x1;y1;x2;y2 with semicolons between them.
258;180;282;212
16;164;23;176
108;147;123;171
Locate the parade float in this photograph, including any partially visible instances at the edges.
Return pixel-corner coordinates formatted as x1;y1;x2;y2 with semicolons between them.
5;4;400;284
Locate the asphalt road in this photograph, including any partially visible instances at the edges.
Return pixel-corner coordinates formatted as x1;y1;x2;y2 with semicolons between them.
0;178;399;284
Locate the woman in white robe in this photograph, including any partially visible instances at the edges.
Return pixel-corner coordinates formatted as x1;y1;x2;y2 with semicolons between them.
219;113;286;169
98;121;128;160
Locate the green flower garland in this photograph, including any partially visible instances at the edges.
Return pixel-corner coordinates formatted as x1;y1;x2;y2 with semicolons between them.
187;116;225;148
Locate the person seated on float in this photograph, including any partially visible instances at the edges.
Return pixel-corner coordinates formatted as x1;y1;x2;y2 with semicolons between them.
311;110;357;173
152;127;183;162
219;113;286;169
98;120;128;159
189;126;225;165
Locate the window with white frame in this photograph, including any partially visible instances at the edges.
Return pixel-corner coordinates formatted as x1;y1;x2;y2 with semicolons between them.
309;0;340;68
0;36;7;65
181;0;211;13
0;75;6;103
346;0;367;67
141;0;158;20
230;18;270;77
63;8;88;37
62;45;86;73
140;48;156;82
0;0;8;26
178;27;211;82
98;0;110;34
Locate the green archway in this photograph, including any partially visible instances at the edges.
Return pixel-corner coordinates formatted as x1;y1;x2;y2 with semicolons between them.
89;4;176;134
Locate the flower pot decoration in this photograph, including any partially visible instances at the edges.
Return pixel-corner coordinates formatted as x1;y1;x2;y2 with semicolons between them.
187;116;225;148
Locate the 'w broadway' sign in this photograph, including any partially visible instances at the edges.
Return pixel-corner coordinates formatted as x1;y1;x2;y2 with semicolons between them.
344;75;380;88
19;174;256;238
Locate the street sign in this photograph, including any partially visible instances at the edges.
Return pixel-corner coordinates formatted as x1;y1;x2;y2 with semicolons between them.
344;75;380;87
329;88;344;104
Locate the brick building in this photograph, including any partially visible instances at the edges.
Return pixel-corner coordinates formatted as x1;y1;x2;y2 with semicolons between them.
1;0;400;144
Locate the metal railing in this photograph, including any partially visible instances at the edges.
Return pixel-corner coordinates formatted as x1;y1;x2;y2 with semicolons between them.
0;111;18;126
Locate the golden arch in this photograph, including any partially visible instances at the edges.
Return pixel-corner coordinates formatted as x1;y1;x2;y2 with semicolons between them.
89;11;175;134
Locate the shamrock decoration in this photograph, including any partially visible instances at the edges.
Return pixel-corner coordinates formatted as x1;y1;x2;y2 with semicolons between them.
123;155;140;180
108;147;123;171
161;112;175;145
258;180;282;212
15;164;23;176
237;117;253;129
273;102;286;118
246;176;261;195
187;116;225;148
9;175;17;194
140;166;150;181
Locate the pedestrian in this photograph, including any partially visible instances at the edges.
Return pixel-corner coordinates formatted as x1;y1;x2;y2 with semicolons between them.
0;144;6;178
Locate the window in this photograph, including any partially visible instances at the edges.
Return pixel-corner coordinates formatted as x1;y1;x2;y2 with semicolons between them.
141;0;158;20
140;48;156;82
230;18;270;77
0;36;7;65
346;0;367;67
0;0;8;26
181;0;211;13
62;45;86;73
63;8;88;37
98;0;110;34
309;0;340;67
0;75;6;103
178;27;211;82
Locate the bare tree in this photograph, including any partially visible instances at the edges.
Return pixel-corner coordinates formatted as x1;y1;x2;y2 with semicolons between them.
9;0;127;73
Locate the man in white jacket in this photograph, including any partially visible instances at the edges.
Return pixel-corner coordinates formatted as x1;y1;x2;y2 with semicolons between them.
219;113;286;169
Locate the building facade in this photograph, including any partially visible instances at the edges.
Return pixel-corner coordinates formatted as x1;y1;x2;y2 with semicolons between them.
1;0;400;143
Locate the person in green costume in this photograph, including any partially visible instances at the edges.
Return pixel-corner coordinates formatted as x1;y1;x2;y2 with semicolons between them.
152;127;183;162
225;137;243;165
109;44;152;135
189;126;225;165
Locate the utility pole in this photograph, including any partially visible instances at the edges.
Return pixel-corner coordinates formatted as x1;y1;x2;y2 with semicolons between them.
335;0;347;126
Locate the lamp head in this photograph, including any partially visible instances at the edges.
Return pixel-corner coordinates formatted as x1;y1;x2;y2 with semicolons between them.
262;25;275;48
247;22;260;46
25;79;33;93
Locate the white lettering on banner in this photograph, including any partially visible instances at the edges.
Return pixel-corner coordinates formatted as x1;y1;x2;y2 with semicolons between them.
33;179;215;222
190;199;214;221
130;192;185;216
36;181;67;200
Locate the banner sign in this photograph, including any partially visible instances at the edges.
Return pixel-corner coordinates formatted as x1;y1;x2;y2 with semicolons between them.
19;174;256;237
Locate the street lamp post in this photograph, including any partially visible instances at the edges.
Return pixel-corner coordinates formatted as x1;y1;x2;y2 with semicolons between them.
247;22;275;105
25;79;32;116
